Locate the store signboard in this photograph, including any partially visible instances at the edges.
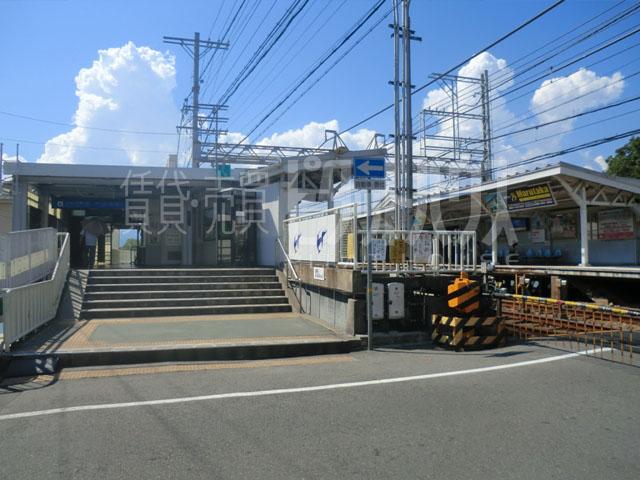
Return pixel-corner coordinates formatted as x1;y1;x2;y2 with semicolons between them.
506;183;556;211
484;183;556;212
598;209;635;240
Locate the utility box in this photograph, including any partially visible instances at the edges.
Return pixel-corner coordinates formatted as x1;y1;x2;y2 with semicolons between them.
372;282;385;320
387;282;405;320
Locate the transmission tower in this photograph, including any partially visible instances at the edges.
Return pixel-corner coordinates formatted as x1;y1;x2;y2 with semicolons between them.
420;70;493;190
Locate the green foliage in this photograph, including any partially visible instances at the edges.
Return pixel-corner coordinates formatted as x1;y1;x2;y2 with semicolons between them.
121;238;138;250
606;137;640;179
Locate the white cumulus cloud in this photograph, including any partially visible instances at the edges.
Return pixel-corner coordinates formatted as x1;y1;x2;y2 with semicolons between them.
38;42;179;166
526;68;624;155
593;154;608;171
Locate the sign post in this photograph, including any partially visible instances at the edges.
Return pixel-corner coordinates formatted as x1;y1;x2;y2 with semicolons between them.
353;157;385;351
366;187;373;351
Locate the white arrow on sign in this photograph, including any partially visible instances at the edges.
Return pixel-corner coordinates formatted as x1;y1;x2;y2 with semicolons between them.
356;160;384;176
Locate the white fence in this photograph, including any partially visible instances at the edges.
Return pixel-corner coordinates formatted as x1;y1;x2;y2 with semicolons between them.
365;229;477;272
1;233;69;352
0;228;57;289
284;206;477;272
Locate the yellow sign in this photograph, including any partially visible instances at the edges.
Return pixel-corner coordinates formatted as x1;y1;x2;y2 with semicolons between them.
389;239;406;263
507;182;555;211
346;233;354;260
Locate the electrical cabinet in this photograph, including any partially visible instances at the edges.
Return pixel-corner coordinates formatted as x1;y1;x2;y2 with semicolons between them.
387;282;405;320
372;282;385;320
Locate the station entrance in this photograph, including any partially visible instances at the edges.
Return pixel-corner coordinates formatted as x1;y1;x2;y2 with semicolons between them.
9;163;256;268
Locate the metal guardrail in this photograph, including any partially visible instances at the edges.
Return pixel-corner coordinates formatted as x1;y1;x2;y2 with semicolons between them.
0;227;57;288
1;232;70;352
274;236;304;314
496;293;639;365
275;236;299;281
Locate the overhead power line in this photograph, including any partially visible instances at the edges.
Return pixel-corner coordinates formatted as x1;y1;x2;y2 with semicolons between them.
0;110;178;136
0;136;174;155
339;0;567;135
216;0;311;107
419;0;640;118
223;0;388;153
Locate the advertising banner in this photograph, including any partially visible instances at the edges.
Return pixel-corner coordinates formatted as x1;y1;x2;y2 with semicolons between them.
288;214;337;262
484;183;556;212
598;209;635;240
506;183;556;211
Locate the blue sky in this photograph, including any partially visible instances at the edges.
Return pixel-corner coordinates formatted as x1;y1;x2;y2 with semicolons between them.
1;0;639;175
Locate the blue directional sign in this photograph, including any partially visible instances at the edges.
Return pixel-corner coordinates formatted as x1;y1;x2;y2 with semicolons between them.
353;157;385;190
353;157;385;178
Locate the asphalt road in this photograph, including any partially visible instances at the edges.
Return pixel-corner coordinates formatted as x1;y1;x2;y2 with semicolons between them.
0;342;638;480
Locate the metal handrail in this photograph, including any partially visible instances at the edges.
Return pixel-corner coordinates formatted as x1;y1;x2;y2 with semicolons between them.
1;232;70;352
275;236;299;281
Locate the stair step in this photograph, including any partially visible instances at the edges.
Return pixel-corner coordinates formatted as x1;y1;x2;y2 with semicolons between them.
89;268;275;277
88;275;278;284
83;289;285;301
82;296;288;309
85;282;283;292
82;303;293;319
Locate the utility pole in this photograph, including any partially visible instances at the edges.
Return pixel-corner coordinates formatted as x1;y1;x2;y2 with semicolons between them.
402;0;418;232
163;33;229;168
481;69;493;182
192;32;201;168
390;0;402;232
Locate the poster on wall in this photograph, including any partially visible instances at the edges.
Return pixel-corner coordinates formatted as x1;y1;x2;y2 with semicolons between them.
370;238;388;262
598;209;635;240
530;228;546;243
511;218;529;232
288;214;337;262
412;233;433;263
550;212;577;239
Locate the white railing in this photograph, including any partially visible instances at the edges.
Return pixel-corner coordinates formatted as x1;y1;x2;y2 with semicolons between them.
1;233;70;352
0;227;57;289
355;229;477;273
275;236;300;281
283;203;477;273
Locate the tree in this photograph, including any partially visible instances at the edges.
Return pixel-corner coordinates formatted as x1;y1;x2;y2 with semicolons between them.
606;136;640;179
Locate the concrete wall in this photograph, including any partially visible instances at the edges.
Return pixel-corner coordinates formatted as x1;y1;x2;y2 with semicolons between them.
294;284;359;335
276;264;365;336
258;182;281;267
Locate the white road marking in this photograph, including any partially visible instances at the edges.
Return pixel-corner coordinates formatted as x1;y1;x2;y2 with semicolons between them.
0;348;610;422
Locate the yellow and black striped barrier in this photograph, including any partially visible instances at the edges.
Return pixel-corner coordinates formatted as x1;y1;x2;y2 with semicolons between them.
431;313;504;350
447;272;481;314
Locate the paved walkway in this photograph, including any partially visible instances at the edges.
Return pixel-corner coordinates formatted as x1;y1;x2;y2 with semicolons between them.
11;313;343;354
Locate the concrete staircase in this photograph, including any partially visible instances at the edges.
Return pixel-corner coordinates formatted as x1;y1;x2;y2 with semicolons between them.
81;268;292;319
